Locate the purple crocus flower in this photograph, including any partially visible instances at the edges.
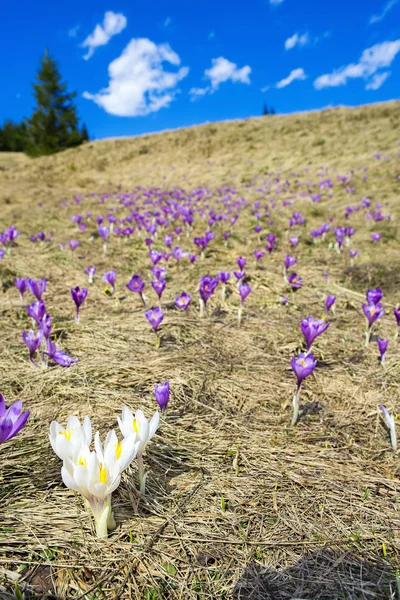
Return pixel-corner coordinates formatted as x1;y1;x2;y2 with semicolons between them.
71;286;88;323
290;352;317;425
199;276;218;304
371;232;382;243
151;278;166;299
45;340;78;367
26;300;46;324
85;266;96;284
175;292;191;310
15;278;27;301
27;278;46;300
288;273;303;290
284;255;297;270
362;302;385;346
0;395;30;445
149;249;163;265
325;295;336;314
22;330;43;366
172;246;183;263
218;272;230;284
98;225;110;241
377;338;388;364
189;253;198;263
254;250;265;261
239;283;252;304
68;240;80;251
154;381;170;412
127;274;146;305
234;271;246;282
301;317;330;351
38;314;52;339
145;306;164;331
164;234;173;248
289;236;299;248
237;257;247;270
281;295;288;306
366;288;383;306
152;266;167;280
102;270;116;293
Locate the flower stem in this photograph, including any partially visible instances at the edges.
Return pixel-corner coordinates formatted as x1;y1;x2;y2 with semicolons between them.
291;384;302;426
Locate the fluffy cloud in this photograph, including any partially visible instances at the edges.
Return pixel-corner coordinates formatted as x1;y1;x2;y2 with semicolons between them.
190;56;251;100
314;40;400;90
270;0;284;4
82;11;127;60
276;68;307;88
370;0;398;24
365;71;391;90
285;32;309;50
83;38;189;116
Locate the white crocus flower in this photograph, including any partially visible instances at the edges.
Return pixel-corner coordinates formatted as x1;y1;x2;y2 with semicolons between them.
379;404;397;452
52;420;140;538
118;407;159;494
49;415;92;460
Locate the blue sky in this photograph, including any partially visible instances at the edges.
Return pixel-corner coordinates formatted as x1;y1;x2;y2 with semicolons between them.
1;0;400;139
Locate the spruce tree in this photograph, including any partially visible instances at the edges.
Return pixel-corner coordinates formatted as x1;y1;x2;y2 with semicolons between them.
27;51;87;156
263;103;269;116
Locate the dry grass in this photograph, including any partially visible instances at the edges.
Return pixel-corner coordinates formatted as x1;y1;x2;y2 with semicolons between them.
0;101;400;599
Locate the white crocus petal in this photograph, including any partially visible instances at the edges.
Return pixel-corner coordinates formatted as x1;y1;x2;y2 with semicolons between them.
83;416;92;445
148;411;160;440
61;461;80;492
379;404;397;452
118;406;136;439
49;416;91;460
119;437;140;472
94;430;105;460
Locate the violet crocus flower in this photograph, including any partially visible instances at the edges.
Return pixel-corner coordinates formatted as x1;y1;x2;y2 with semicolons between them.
301;317;330;351
145;307;164;339
172;246;183;263
102;270;116;293
154;381;170;412
325;295;336;314
393;307;400;341
85;266;96;284
199;275;218;316
281;295;289;306
175;292;191;310
0;395;30;445
371;232;382;243
45;340;78;367
189;253;198;263
152;266;167;280
366;288;383;306
377;338;388;364
71;286;88;323
149;249;163;265
151;278;166;300
290;352;317;426
254;250;265;263
289;236;299;248
27;278;46;300
26;300;46;324
362;302;385;347
22;330;43;366
238;283;252;326
98;225;110;253
38;314;52;339
15;278;27;301
237;257;246;271
68;240;80;251
127;274;146;305
234;270;246;282
288;273;303;291
349;249;359;266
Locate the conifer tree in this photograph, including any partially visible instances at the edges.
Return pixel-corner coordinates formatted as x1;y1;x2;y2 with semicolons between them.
26;51;88;156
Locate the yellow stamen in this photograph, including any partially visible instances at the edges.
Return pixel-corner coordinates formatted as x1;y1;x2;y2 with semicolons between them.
115;441;122;460
301;359;305;367
133;417;140;434
371;308;375;315
99;463;107;484
78;456;87;468
59;429;72;441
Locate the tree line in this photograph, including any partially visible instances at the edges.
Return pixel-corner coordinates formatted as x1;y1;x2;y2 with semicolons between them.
0;51;89;156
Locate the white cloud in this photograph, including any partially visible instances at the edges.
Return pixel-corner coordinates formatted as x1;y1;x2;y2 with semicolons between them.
270;0;284;4
365;71;391;90
208;31;216;40
189;86;211;100
314;40;400;89
163;17;172;28
82;11;127;60
83;38;189;117
370;0;398;23
276;68;307;88
205;57;251;90
68;24;80;38
285;32;309;50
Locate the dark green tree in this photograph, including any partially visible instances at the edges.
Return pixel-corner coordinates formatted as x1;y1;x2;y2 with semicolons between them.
263;103;269;116
0;120;28;152
26;51;88;156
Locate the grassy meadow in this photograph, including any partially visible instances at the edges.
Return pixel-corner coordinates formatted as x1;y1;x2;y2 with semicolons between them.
0;101;400;599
